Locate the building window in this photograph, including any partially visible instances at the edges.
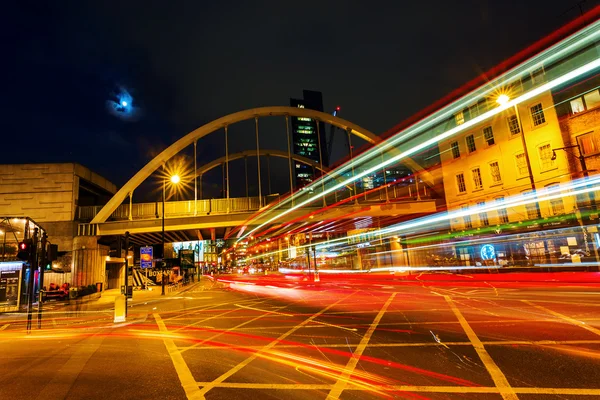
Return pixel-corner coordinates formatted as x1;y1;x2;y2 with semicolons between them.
585;90;600;110
483;126;494;145
496;197;509;224
571;97;585;114
456;173;467;193
531;103;546;126
466;135;476;153
538;143;555;171
451;141;460;159
523;191;540;220
472;168;483;190
570;90;600;114
489;161;502;183
462;205;472;229
455;111;465;126
531;67;545;85
478;201;489;226
546;184;565;215
515;153;529;176
577;132;599;156
508;115;521;135
469;104;480;120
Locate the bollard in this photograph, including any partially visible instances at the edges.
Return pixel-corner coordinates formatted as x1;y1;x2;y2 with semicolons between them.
114;294;127;323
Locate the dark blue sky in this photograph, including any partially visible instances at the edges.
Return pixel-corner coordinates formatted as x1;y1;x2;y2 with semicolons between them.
3;0;596;198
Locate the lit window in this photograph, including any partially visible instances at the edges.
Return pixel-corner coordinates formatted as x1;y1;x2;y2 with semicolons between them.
462;205;472;229
451;142;460;159
571;97;585;114
483;126;494;145
515;153;528;176
523;191;540;220
469;104;479;119
508;115;521;135
489;161;501;183
531;103;546;126
455;111;465;126
478;201;489;226
584;89;600;110
472;168;483;190
538;143;555;170
546;184;564;215
496;197;509;223
577;132;599;156
466;135;476;153
456;173;466;193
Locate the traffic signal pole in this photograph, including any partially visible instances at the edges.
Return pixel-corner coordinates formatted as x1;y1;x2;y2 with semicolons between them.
26;227;39;333
37;232;47;328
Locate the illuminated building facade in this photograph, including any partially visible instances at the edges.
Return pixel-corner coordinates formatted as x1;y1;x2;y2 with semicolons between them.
553;73;600;187
290;90;329;188
438;73;578;264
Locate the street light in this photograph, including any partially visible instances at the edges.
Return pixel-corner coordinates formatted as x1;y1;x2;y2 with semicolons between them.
496;94;541;219
161;172;181;295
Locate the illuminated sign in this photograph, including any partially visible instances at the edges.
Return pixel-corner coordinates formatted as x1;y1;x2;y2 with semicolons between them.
480;244;495;260
140;246;153;268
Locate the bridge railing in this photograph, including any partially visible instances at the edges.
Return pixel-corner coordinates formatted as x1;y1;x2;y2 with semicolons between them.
77;196;265;222
77;181;433;223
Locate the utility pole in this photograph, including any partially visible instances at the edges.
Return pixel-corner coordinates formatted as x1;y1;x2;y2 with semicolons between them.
26;227;39;333
37;232;47;329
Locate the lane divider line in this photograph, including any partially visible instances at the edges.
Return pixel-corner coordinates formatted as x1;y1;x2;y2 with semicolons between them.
154;313;205;400
445;295;518;400
327;292;397;400
522;300;600;337
179;305;290;354
196;291;359;397
192;382;600;395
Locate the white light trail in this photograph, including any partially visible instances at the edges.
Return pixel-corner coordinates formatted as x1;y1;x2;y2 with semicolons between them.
238;56;600;243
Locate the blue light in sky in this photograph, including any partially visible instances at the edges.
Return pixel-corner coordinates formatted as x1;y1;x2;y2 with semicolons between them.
107;88;137;120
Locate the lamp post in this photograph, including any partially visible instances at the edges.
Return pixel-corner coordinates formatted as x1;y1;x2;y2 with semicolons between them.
162;173;180;296
496;95;541;219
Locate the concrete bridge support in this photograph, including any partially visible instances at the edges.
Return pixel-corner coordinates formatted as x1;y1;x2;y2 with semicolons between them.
72;236;109;290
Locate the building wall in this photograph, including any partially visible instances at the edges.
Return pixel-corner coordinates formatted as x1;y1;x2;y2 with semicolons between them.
0;163;78;222
440;90;574;230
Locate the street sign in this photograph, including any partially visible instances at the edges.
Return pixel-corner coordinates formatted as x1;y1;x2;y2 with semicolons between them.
140;246;153;268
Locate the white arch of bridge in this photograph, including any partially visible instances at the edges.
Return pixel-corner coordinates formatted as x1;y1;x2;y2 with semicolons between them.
91;106;433;224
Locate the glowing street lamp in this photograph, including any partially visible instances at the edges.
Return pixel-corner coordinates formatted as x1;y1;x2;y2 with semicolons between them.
495;94;510;106
161;173;181;295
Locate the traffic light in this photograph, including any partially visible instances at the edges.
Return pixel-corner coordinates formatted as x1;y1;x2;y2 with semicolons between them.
17;239;33;261
47;244;58;262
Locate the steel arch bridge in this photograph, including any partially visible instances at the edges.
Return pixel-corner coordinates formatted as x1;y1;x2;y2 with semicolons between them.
91;106;434;224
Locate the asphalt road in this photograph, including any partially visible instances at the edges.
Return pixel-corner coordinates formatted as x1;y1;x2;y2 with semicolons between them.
1;274;599;400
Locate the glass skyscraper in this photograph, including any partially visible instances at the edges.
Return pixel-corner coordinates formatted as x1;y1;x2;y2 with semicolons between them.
290;90;329;189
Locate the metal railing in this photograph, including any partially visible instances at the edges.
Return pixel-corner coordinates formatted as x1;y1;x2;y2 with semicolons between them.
77;196;265;222
77;182;434;223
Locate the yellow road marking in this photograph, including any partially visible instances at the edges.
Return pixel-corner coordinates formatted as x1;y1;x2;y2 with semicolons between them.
192;382;600;395
0;324;9;331
180;306;290;354
154;313;204;400
522;300;600;337
179;338;600;351
445;295;518;400
327;292;397;400
197;291;358;397
234;304;294;316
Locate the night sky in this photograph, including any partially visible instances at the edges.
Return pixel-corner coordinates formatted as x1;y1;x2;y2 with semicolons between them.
3;1;597;199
